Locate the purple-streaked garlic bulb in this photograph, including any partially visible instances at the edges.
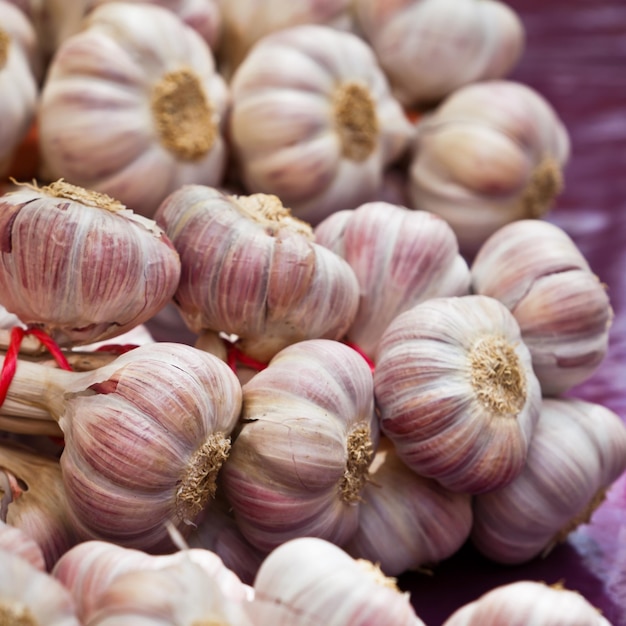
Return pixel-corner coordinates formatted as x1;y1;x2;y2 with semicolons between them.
314;201;471;359
0;0;38;177
374;295;542;494
353;0;524;109
344;437;472;576
229;24;414;225
408;80;571;257
0;342;243;551
249;537;427;626
220;339;379;553
0;180;181;347
38;2;229;218
0;519;46;570
471;219;612;395
471;397;626;565
155;185;360;363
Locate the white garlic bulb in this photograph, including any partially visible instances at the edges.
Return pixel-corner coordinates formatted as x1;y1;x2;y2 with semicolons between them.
221;339;379;553
229;24;414;225
314;201;471;359
155;185;360;363
374;295;542;494
38;2;229;218
0;519;46;571
471;219;612;395
442;580;612;626
249;537;427;625
471;397;626;564
353;0;525;108
408;80;571;256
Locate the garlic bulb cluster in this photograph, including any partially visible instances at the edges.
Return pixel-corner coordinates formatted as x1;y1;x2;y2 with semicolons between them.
471;219;612;395
221;339;379;553
471;397;626;564
229;24;414;225
344;437;473;576
249;537;427;625
353;0;525;108
38;2;229;218
408;80;571;256
443;580;612;625
155;185;360;363
0;180;181;347
374;294;542;494
0;342;243;551
0;0;38;177
314;200;471;359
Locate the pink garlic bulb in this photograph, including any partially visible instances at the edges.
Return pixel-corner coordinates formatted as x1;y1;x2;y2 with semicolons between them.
0;180;181;346
374;295;542;494
471;397;626;564
229;24;414;225
155;185;360;363
0;519;46;571
314;201;471;359
220;339;379;553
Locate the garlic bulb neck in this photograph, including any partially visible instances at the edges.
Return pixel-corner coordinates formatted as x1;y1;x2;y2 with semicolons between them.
151;66;218;161
38;179;125;213
0;28;9;68
469;335;527;416
340;424;374;504
521;155;563;218
333;80;379;161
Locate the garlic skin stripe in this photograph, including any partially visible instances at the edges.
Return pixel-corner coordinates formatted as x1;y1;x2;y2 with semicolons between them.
374;294;541;494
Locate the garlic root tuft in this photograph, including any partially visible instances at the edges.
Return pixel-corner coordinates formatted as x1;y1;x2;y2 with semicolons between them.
521;155;563;218
339;424;374;504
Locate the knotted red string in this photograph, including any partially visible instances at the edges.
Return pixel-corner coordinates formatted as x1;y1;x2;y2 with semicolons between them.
225;340;269;375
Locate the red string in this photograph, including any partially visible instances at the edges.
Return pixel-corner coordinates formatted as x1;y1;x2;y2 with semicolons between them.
223;339;268;375
343;340;376;373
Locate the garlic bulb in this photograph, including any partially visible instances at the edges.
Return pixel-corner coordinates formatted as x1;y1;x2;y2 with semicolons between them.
0;548;81;625
0;519;46;570
353;0;525;108
408;80;571;257
38;2;229;218
314;201;471;359
471;219;612;395
374;295;542;494
155;185;360;363
0;180;181;347
249;537;427;625
0;0;38;177
344;437;473;576
229;24;414;225
442;580;612;626
217;0;352;78
471;397;626;564
0;342;243;551
221;339;379;553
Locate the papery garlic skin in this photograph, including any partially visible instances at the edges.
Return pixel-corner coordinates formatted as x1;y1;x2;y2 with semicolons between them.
221;339;379;553
155;185;360;362
471;219;612;395
471;397;626;565
0;519;46;570
0;0;38;177
315;201;471;359
374;295;542;494
353;0;524;108
344;437;472;576
250;537;427;626
0;181;181;347
229;24;414;225
38;2;229;218
408;80;571;257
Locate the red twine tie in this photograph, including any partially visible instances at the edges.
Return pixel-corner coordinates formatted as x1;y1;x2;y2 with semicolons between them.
343;340;376;373
224;340;269;375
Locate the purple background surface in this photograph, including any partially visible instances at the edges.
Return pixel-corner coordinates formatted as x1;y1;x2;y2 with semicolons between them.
400;1;626;623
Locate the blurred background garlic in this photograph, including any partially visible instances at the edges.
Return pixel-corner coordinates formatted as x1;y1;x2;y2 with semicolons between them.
471;397;626;565
221;339;379;553
344;437;473;577
441;580;612;626
374;295;542;494
0;519;46;570
38;2;229;218
471;219;613;395
352;0;525;109
0;0;38;177
228;24;414;225
314;201;471;360
155;185;360;363
408;80;571;257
